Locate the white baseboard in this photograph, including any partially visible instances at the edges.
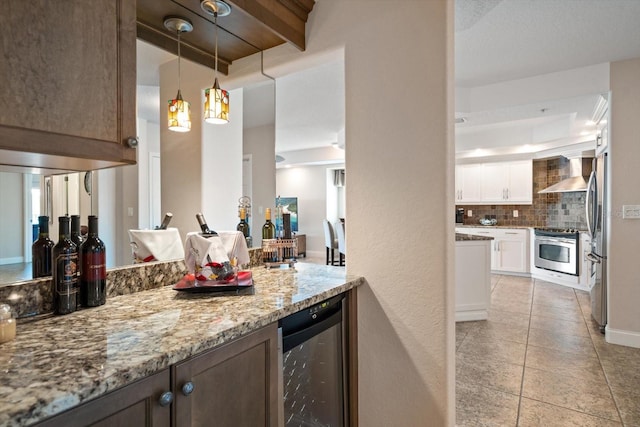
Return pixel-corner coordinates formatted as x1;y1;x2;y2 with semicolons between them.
0;256;24;266
605;326;640;349
455;309;488;322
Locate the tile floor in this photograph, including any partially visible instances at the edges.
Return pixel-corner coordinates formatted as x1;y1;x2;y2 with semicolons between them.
456;274;640;427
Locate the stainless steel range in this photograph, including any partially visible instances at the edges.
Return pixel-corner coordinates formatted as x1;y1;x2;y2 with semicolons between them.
534;228;580;276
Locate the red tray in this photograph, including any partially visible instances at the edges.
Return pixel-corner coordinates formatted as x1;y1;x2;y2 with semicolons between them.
172;271;253;293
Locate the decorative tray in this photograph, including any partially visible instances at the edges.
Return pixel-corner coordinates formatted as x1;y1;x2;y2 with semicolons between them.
172;271;253;293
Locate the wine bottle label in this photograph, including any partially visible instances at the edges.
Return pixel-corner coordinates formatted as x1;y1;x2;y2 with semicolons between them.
82;253;107;280
55;253;79;296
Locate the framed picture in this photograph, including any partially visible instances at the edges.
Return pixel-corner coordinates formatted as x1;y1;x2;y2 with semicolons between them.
276;197;298;232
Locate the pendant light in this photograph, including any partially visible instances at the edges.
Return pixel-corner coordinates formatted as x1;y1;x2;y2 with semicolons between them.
203;1;231;124
164;17;193;133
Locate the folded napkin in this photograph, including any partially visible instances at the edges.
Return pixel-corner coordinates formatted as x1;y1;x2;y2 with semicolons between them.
184;231;249;282
128;228;185;263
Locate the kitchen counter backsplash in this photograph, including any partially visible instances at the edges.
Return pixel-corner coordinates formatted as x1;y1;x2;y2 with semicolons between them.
0;260;187;321
456;158;587;229
1;248;266;321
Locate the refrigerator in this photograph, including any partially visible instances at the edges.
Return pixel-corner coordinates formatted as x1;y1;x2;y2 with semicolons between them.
586;147;608;333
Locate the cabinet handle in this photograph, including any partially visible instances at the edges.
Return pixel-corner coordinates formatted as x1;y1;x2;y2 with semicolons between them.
182;381;195;396
505;232;518;235
126;136;139;148
506;188;509;199
159;391;174;407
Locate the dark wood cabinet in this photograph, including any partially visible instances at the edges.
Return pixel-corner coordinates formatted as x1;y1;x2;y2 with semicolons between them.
173;323;279;426
34;324;279;426
0;0;137;171
35;369;172;427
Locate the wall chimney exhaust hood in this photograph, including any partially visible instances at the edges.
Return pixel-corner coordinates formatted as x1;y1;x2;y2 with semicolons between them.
538;157;593;194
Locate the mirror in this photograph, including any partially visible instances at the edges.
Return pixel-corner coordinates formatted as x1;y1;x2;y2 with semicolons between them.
0;39;276;286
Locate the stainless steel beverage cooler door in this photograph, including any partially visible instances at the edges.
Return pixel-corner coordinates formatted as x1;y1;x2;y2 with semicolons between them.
279;295;346;427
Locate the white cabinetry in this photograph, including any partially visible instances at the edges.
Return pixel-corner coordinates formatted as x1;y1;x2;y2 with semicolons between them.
457;227;531;275
455;238;491;322
455;164;483;203
455;160;533;205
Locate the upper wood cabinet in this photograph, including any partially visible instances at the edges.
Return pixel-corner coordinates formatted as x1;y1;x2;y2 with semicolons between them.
0;0;137;171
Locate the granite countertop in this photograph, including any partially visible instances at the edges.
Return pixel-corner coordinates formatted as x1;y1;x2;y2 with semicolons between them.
0;263;364;426
455;232;494;241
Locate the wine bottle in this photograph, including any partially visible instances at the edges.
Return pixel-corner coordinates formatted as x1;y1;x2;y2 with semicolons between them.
32;215;54;278
70;215;83;248
196;213;218;236
262;208;276;240
53;216;79;315
80;215;106;307
156;212;173;230
237;208;250;238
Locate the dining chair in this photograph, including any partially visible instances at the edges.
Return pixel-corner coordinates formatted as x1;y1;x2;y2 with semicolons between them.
335;221;346;267
322;219;338;265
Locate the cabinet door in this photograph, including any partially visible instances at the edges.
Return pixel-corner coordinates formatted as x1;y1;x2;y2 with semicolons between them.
0;0;137;170
36;369;171;427
174;323;279;427
481;163;509;203
495;232;528;273
506;160;533;203
456;164;483;203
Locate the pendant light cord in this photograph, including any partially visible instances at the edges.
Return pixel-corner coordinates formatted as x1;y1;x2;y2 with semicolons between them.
177;29;182;94
214;12;219;79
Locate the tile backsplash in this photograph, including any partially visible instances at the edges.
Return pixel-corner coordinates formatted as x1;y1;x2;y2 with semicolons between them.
457;157;587;229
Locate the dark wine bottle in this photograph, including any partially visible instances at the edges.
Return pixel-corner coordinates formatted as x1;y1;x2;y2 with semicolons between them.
80;215;106;307
32;215;54;278
196;213;218;236
237;208;250;238
156;212;173;230
70;215;84;248
53;216;79;315
262;208;276;240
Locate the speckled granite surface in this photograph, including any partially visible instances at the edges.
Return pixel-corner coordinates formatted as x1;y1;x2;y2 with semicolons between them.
0;263;363;426
0;260;188;321
455;232;494;241
455;225;534;230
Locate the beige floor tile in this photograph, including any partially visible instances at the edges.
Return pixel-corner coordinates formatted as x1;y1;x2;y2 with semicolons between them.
529;314;590;337
609;385;640;426
487;308;531;328
458;333;527;366
522;367;620;421
472;319;530;344
532;294;580;311
457;352;524;395
525;344;606;383
456;380;520;427
527;328;597;358
531;302;584;322
490;298;532;316
518;398;622;426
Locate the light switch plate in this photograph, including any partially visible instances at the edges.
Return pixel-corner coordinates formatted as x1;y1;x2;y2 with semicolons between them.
513;210;519;218
467;210;473;217
622;205;640;219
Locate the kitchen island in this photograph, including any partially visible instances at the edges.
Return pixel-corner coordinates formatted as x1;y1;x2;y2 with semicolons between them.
0;263;364;426
455;233;493;321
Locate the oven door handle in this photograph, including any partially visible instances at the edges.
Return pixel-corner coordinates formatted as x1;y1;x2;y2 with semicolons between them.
586;253;601;264
536;236;576;245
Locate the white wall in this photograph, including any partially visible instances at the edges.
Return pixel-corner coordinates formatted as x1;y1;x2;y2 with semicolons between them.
243;124;276;247
201;88;244;232
607;57;640;348
0;172;24;264
260;1;455;424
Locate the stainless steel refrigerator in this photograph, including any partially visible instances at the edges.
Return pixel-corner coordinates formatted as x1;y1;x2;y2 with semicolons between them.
586;149;608;333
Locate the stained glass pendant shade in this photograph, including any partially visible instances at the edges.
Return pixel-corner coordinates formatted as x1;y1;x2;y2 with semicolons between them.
202;1;230;124
164;17;193;133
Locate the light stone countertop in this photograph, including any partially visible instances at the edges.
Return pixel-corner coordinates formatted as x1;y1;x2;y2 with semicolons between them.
0;263;364;426
455;224;534;229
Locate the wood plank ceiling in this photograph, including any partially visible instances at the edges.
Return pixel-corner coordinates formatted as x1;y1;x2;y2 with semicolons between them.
136;0;315;75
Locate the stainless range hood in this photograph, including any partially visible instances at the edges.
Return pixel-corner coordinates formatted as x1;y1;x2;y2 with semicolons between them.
538;157;593;194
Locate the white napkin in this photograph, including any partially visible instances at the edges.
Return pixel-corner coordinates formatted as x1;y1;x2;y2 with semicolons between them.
217;231;250;266
128;228;185;262
184;231;251;280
